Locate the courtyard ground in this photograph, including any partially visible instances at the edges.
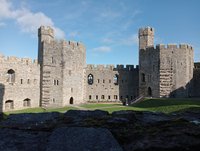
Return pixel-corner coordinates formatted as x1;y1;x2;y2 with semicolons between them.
4;98;200;115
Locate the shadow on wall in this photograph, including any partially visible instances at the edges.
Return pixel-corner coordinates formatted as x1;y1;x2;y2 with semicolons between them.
168;63;200;98
168;76;200;98
192;66;200;97
118;67;139;103
0;83;5;112
169;81;192;98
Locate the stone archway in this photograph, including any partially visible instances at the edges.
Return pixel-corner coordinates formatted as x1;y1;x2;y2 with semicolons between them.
148;87;152;97
5;100;14;110
69;97;74;104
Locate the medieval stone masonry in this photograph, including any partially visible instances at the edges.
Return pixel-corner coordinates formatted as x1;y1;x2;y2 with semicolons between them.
0;26;199;112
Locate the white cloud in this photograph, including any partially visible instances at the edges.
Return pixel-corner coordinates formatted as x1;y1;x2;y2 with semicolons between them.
0;0;65;39
0;0;12;19
92;46;112;52
121;34;138;46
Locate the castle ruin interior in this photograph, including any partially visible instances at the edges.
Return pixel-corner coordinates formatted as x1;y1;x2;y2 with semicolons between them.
0;26;199;112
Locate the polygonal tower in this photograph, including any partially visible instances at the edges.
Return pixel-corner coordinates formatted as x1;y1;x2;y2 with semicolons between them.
138;27;160;97
38;26;54;64
138;27;154;50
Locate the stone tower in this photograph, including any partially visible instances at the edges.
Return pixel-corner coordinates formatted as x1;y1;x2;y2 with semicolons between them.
138;27;194;98
139;27;154;50
38;26;86;108
138;27;160;97
38;26;54;64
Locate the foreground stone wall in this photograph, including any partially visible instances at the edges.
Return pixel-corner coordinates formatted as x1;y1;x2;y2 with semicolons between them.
0;55;40;112
0;110;200;151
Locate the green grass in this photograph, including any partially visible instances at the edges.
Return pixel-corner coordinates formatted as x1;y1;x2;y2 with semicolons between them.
131;98;200;113
3;98;200;115
79;103;121;108
80;98;200;113
4;106;78;115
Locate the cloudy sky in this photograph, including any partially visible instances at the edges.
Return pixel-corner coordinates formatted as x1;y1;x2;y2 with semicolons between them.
0;0;200;65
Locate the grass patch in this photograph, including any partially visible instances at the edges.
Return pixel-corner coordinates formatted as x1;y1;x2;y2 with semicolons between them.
80;98;200;113
131;98;200;113
3;98;200;115
79;103;121;109
4;106;78;115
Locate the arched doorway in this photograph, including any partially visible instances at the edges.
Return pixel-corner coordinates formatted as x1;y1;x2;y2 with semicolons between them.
69;97;74;104
5;100;14;110
23;98;31;107
148;87;152;97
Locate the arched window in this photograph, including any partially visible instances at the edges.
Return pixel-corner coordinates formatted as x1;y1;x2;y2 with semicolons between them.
7;69;15;83
148;87;152;96
70;97;74;104
141;73;145;82
23;98;31;107
88;74;94;85
5;100;14;110
114;74;118;85
101;95;105;99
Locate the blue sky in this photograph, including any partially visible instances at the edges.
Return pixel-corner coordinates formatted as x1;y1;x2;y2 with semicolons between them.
0;0;200;65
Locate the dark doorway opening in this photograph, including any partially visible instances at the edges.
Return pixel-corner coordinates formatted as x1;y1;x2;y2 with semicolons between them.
70;97;74;104
148;87;152;96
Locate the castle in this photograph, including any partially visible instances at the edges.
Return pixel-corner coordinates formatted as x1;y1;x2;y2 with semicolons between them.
0;26;199;112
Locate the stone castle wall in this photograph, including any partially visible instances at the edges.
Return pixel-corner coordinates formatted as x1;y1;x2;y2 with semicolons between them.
61;41;86;106
38;26;86;108
139;47;160;97
0;26;199;112
158;44;193;97
86;64;139;102
0;55;40;112
192;63;200;97
139;27;194;98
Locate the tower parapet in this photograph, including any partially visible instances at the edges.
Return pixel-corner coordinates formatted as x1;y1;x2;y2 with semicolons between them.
139;27;154;50
156;44;193;50
0;56;39;66
86;64;138;71
38;26;54;43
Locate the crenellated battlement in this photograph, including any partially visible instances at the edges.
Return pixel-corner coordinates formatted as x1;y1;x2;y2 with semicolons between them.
46;39;85;50
0;55;39;66
86;64;138;71
61;40;85;49
139;27;154;37
156;43;193;50
38;26;54;37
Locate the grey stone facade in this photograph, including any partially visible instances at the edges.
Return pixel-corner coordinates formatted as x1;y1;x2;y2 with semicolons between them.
38;26;86;107
139;27;194;98
0;56;40;112
86;64;139;102
0;26;199;112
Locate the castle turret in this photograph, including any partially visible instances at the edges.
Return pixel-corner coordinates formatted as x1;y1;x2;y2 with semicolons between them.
138;27;154;50
38;26;54;43
38;26;54;64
